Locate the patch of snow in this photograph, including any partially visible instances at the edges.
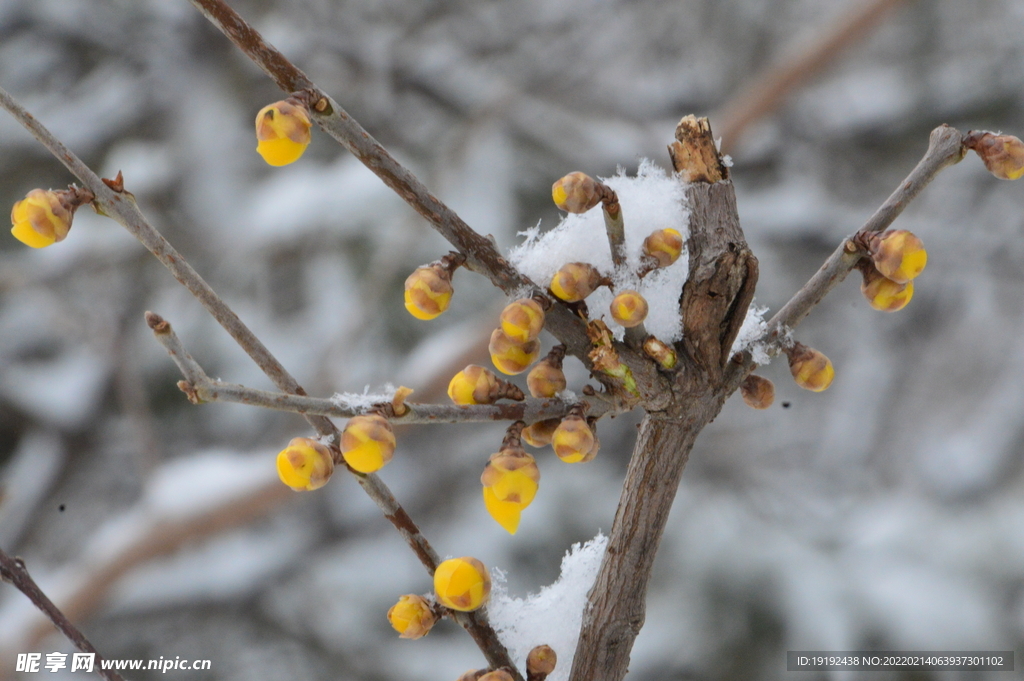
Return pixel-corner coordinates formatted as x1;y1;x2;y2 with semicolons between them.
729;302;771;365
330;384;398;412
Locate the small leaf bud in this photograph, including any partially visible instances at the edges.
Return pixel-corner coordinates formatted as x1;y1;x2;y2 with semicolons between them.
10;187;90;248
740;374;775;410
387;594;438;640
787;343;834;393
481;443;540;535
404;264;454;320
527;345;566;398
341;414;396;473
551;172;602;213
478;672;515;681
500;298;546;344
255;98;312;166
276;437;334;491
552;411;596;464
527;645;557;680
434;557;491;612
965;131;1024;180
522;418;561;448
642;336;678;370
859;263;913;312
609;290;649;328
550;262;602;303
489;329;541;375
642;228;684;267
867;230;926;284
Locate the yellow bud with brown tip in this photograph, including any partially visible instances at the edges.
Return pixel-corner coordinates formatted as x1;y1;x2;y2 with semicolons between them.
11;188;87;248
448;365;500;405
489;329;541;375
740;375;775;410
551;172;602;213
527;359;566;399
500;298;546;343
550;262;602;302
965;131;1024;180
610;290;649;328
522;418;560;448
404;264;454;320
527;645;557;679
276;437;334;491
434;557;491;612
255;99;312;166
860;265;913;312
481;447;540;534
387;594;438;639
341;414;396;473
869;230;926;284
787;343;834;392
642;228;683;267
552;414;596;463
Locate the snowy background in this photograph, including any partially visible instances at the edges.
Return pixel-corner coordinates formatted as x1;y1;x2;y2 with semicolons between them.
2;0;1024;679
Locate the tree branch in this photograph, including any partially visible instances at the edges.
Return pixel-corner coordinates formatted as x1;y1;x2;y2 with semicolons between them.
0;549;126;681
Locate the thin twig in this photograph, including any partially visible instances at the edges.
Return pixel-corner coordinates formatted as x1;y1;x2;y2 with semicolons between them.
0;549;125;681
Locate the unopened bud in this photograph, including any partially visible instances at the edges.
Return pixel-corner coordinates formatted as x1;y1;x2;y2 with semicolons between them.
740;375;775;409
434;557;491;612
478;672;514;681
551;172;603;213
341;414;396;473
448;365;499;405
255;98;312;166
787;343;834;392
489;328;541;375
527;346;566;398
642;228;684;267
965;131;1024;180
404;264;454;320
276;437;334;491
522;418;561;448
10;187;91;248
552;413;596;463
867;230;926;284
481;445;540;535
610;290;649;328
860;263;913;312
387;594;437;639
527;645;557;679
642;336;678;370
500;298;546;344
550;262;602;303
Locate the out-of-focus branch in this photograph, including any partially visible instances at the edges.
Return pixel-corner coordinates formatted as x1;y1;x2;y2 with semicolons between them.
716;0;909;152
724;124;966;389
0;548;126;681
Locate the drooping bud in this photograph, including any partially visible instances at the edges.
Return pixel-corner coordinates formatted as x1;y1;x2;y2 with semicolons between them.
740;375;775;409
500;298;546;344
276;437;334;491
859;262;913;312
642;336;678;370
478;672;514;681
522;418;561;448
481;424;540;534
489;329;541;375
10;187;92;249
404;264;454;320
255;98;312;166
448;365;523;405
550;263;603;303
866;230;926;284
642;228;684;268
610;290;649;328
552;407;596;463
787;342;834;393
527;645;557;681
434;557;491;612
341;413;396;473
551;172;603;213
527;345;566;398
387;594;438;640
965;131;1024;180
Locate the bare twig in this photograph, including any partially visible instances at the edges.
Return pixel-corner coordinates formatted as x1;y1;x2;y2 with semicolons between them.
0;549;126;681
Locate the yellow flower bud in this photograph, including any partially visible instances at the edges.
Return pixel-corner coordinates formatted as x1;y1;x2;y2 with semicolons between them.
404;264;454;320
489;329;541;375
551;172;603;213
787;343;834;392
434;557;491;612
526;351;566;398
481;447;540;535
642;336;678;370
341;414;396;473
448;365;500;405
499;298;546;344
527;645;557;679
10;188;83;248
609;290;649;328
276;437;334;491
642;228;683;267
869;230;926;284
550;262;602;302
552;414;596;463
522;418;560;448
860;264;913;312
965;131;1024;180
740;374;775;410
387;594;438;640
255;99;312;166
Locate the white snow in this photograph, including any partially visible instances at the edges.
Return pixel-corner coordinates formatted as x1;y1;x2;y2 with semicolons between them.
330;384;399;412
728;302;771;365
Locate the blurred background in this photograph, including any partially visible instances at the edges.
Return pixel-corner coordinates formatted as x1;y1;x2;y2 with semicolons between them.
1;0;1024;679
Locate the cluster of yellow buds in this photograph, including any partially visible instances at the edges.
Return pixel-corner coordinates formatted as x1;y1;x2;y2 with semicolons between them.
527;345;567;398
550;262;603;303
480;423;540;534
610;289;649;328
341;413;396;473
642;228;683;268
965;130;1024;181
448;365;524;405
552;406;599;463
489;297;547;375
276;437;335;491
434;556;491;612
387;594;438;639
740;374;775;410
254;97;313;166
786;342;834;392
864;230;927;285
404;253;466;321
10;186;93;249
858;260;913;312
